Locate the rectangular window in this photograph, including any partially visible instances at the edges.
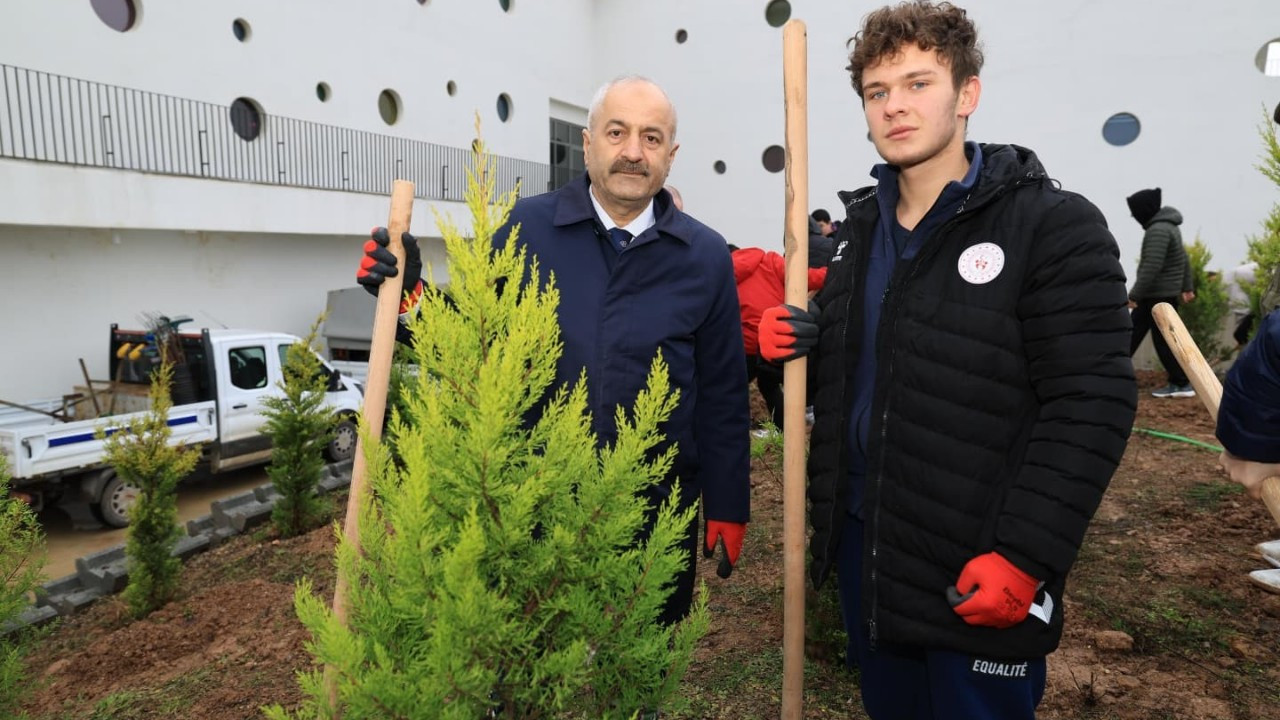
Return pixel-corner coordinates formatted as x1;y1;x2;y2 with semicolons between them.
229;346;268;390
549;118;585;190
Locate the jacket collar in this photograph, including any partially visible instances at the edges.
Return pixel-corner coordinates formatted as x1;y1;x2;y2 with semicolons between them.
837;142;1047;222
552;173;695;245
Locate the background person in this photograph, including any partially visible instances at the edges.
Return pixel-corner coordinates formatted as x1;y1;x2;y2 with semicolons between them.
1125;186;1196;398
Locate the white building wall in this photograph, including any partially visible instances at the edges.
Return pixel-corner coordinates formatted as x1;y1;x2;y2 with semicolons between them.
1;0;1278;400
594;0;1278;275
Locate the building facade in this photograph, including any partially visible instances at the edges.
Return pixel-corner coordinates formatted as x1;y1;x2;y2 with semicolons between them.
2;0;1278;400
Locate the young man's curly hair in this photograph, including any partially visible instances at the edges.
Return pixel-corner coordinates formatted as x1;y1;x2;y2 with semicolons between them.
846;1;984;98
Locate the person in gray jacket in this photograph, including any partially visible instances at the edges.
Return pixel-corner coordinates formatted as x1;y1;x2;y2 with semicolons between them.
1126;187;1196;398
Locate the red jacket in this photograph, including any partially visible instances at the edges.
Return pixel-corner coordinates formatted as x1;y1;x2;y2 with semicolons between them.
732;247;826;355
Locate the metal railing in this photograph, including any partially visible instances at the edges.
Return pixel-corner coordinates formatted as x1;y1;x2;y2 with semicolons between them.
0;63;551;202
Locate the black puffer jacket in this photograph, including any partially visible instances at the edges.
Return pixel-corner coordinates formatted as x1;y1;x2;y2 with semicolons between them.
808;144;1137;659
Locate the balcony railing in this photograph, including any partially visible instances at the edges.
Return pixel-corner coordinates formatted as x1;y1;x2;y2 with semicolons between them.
0;63;551;202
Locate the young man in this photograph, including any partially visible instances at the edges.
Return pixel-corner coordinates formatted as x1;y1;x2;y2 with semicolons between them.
359;76;751;628
1125;186;1196;398
759;2;1137;717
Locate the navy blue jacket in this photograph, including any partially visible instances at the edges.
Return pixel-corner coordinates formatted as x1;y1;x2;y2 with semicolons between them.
1219;310;1280;462
496;174;751;523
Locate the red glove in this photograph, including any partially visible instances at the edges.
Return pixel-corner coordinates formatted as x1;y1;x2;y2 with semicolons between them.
704;520;746;579
947;552;1040;629
758;302;818;363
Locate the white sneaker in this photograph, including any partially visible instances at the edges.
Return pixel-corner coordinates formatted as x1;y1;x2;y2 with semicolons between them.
751;428;776;439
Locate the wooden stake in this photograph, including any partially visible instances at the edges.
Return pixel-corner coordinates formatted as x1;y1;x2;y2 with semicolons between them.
1151;302;1280;525
325;179;415;716
78;358;101;418
781;18;808;720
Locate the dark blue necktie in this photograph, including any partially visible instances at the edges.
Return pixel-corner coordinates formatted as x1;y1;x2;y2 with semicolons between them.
608;227;633;250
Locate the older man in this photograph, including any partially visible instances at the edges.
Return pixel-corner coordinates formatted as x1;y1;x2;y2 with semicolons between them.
360;76;750;626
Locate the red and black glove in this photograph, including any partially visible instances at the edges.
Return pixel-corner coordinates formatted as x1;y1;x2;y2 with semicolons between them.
357;227;423;312
703;519;746;578
946;551;1040;629
758;302;819;363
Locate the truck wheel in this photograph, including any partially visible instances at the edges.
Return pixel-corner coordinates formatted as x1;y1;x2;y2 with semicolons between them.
98;472;139;528
326;417;357;462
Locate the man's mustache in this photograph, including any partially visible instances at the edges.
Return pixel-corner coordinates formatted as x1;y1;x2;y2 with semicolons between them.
610;160;649;175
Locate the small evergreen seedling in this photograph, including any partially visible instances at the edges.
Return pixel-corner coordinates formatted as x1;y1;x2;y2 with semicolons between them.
0;456;44;719
1246;106;1280;322
99;359;199;618
1180;237;1230;363
267;132;709;720
262;319;334;538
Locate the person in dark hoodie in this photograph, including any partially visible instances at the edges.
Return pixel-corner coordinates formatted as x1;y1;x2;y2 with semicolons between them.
1125;186;1196;398
755;2;1137;717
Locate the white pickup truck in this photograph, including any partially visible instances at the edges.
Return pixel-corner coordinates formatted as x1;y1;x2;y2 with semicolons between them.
0;325;364;528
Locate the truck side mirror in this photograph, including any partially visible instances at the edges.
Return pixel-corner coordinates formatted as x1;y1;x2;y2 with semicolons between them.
327;367;343;392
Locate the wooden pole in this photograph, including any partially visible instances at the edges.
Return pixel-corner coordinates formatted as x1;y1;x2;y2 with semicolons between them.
78;358;102;418
1151;302;1280;525
781;18;809;720
325;179;415;716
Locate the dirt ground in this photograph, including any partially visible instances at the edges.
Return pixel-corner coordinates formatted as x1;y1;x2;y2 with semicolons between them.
18;370;1280;719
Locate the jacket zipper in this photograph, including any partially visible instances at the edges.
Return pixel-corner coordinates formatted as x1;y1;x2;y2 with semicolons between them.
864;177;1034;651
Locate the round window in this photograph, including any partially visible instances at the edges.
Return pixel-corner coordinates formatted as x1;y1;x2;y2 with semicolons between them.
1255;39;1280;76
713;160;727;174
497;93;513;123
91;0;138;32
765;0;791;28
761;145;786;173
1102;112;1141;147
379;90;401;126
229;98;263;141
232;18;250;42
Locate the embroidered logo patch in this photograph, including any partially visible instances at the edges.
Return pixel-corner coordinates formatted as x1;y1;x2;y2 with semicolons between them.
957;242;1004;284
831;240;848;263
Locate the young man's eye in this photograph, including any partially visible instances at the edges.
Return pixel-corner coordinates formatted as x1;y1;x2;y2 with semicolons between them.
911;81;928;90
868;90;886;101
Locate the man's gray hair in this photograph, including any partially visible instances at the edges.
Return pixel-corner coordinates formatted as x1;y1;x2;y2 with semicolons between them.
585;75;678;142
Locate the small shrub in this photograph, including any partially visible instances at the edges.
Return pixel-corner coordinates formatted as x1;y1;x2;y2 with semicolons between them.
266;133;708;720
0;456;44;719
100;359;199;618
1245;107;1280;324
261;319;333;538
1180;237;1231;363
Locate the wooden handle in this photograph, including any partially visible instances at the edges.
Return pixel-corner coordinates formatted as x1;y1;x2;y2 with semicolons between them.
780;18;808;720
327;179;415;715
1152;302;1280;526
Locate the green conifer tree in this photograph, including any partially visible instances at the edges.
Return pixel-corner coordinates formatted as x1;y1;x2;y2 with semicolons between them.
267;135;709;720
1245;107;1280;320
262;320;334;538
0;456;44;719
99;359;199;618
1180;237;1230;363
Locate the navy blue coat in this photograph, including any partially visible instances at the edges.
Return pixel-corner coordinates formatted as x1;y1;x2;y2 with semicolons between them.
1219;310;1280;462
496;174;751;523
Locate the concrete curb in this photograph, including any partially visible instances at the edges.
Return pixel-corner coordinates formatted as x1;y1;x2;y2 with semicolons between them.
7;460;353;636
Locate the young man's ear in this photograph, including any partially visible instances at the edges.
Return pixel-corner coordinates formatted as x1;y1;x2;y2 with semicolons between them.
957;75;981;120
